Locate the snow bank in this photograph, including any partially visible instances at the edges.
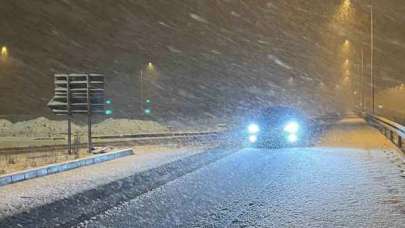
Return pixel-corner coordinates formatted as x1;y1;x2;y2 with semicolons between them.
0;117;169;137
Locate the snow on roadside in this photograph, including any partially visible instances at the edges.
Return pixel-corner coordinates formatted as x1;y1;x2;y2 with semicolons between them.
0;144;214;220
0;117;169;137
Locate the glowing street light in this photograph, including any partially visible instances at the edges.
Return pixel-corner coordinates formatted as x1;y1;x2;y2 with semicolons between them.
340;39;351;55
140;62;156;112
147;62;154;71
1;46;8;60
343;0;351;8
335;0;353;22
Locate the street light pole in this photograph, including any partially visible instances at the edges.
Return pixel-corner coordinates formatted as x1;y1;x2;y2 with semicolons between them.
370;5;375;113
361;47;365;112
140;69;143;112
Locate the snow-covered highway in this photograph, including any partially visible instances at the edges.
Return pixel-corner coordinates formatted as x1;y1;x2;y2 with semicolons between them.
86;118;405;227
0;118;404;227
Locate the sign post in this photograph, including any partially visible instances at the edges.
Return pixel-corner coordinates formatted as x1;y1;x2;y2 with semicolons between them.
86;74;92;153
48;73;105;153
67;76;72;154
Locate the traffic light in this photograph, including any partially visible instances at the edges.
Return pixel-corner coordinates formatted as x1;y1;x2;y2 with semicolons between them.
105;98;112;115
105;109;113;115
144;108;151;115
144;98;152;115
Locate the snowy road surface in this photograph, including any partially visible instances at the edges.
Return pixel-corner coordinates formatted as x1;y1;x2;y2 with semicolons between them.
0;145;215;219
87;118;405;227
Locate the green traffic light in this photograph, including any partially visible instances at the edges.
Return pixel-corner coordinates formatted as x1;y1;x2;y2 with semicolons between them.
105;109;113;115
146;99;151;104
105;99;112;105
144;108;151;114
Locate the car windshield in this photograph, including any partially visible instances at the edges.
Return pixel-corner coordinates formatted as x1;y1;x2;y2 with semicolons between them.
256;106;302;123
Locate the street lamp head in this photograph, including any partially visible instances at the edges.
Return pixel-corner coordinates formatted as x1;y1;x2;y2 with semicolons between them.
1;46;8;59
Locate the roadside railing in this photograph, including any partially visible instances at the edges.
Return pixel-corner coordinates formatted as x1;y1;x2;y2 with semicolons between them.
0;130;228;175
366;114;405;151
91;131;223;140
0;131;226;156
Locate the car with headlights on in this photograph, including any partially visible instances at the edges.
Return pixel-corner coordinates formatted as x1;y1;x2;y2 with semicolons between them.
244;106;309;147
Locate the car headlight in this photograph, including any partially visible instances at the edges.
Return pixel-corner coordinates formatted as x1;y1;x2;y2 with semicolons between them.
248;135;258;143
284;121;299;134
287;134;298;143
247;123;260;134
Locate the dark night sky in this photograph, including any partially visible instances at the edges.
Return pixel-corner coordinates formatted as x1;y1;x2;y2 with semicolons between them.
0;0;404;121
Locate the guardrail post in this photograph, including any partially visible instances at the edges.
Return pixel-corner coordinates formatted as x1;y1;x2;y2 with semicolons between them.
398;135;402;149
390;130;394;142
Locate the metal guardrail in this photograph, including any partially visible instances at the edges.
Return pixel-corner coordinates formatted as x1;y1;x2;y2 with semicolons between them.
366;114;404;150
92;131;222;139
0;131;224;156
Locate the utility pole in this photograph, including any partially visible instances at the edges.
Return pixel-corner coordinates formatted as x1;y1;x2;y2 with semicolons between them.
140;69;143;112
361;48;365;113
370;5;375;113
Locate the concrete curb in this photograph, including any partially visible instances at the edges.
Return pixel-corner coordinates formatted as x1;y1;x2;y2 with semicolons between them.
0;148;134;186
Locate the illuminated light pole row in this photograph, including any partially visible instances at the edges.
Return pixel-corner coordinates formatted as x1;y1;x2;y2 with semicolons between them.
336;0;375;113
338;38;354;111
340;39;366;112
